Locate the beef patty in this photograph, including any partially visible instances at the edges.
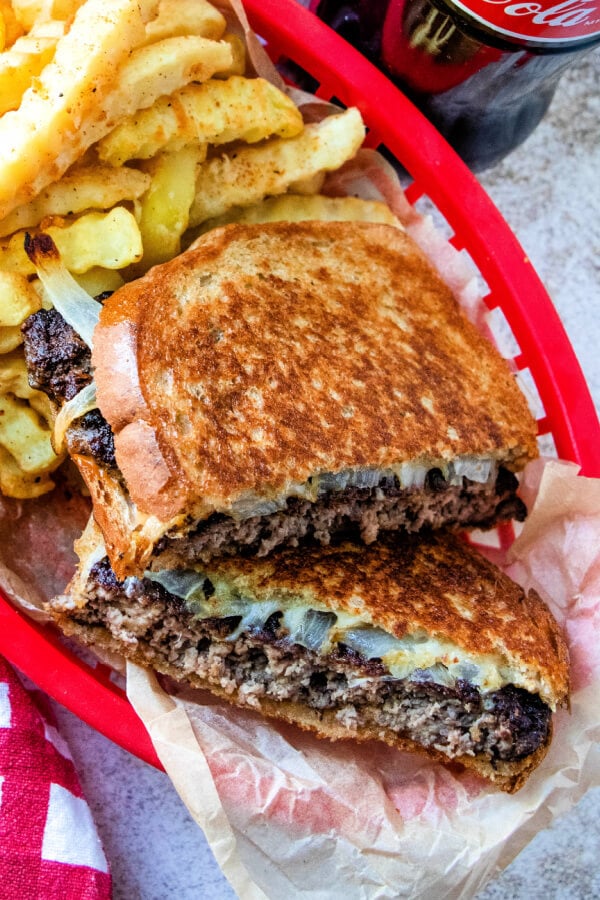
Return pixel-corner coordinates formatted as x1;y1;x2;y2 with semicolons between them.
156;467;525;566
22;307;116;467
51;557;551;765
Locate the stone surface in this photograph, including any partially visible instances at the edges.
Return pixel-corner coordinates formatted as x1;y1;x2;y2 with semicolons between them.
47;47;600;900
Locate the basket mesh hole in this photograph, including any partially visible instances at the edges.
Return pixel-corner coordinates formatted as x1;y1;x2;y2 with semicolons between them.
516;367;546;420
369;142;412;185
277;57;320;94
457;248;490;301
486;307;522;360
467;528;502;549
465;521;516;558
108;668;126;691
413;193;454;241
537;430;558;459
327;94;347;109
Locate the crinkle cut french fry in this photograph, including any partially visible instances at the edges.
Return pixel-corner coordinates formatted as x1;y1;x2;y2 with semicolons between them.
112;35;232;118
0;325;24;352
136;143;204;270
188;108;366;228
214;33;246;79
0;334;63;500
1;207;143;275
0;0;147;221
73;267;125;298
0;350;45;404
0;20;67;116
142;0;226;45
0;349;32;394
1;28;231;221
0;351;57;454
0;444;56;498
0;0;24;47
98;76;304;166
49;207;144;273
197;194;403;234
19;385;54;422
0;164;151;236
0;269;41;324
11;0;85;30
0;233;37;275
49;36;231;176
0;393;57;473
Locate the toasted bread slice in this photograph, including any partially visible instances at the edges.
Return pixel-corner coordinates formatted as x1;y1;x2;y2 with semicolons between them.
79;222;538;575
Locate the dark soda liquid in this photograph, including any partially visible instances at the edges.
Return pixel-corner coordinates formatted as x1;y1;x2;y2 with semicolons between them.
314;0;596;170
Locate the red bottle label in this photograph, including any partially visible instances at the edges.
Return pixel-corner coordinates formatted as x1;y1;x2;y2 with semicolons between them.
451;0;600;42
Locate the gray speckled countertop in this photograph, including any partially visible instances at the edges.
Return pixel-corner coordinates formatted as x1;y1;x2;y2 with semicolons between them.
47;49;600;900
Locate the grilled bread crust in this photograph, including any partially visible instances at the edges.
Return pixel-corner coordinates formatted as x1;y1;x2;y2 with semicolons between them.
89;222;538;573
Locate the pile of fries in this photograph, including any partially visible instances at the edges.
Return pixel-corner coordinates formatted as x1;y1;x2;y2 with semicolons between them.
0;0;369;498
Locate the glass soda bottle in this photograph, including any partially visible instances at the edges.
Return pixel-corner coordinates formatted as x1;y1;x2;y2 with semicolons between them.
312;0;600;170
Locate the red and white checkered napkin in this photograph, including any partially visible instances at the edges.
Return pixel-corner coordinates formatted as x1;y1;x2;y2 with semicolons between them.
0;657;112;900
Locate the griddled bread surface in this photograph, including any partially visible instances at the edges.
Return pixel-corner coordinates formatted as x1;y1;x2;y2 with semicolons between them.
87;222;537;574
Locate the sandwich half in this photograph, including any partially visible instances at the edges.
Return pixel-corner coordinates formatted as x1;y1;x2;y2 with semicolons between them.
23;221;538;578
50;518;569;792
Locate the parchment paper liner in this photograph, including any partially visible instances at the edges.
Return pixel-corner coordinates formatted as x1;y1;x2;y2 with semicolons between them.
1;3;598;895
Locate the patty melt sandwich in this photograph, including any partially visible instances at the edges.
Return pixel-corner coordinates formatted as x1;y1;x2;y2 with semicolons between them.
23;222;538;578
51;519;569;792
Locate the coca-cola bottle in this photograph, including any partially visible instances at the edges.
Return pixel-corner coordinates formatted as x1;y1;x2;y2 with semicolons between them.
312;0;600;170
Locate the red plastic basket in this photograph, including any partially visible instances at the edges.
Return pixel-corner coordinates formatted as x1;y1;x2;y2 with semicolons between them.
0;0;598;771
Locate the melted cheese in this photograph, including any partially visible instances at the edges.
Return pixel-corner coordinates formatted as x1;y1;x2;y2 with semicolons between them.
226;456;498;521
144;567;555;707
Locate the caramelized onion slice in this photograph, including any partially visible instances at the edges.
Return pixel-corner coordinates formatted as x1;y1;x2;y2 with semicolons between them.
342;627;400;660
145;569;209;604
225;601;281;642
282;607;337;652
24;232;101;347
53;382;97;453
